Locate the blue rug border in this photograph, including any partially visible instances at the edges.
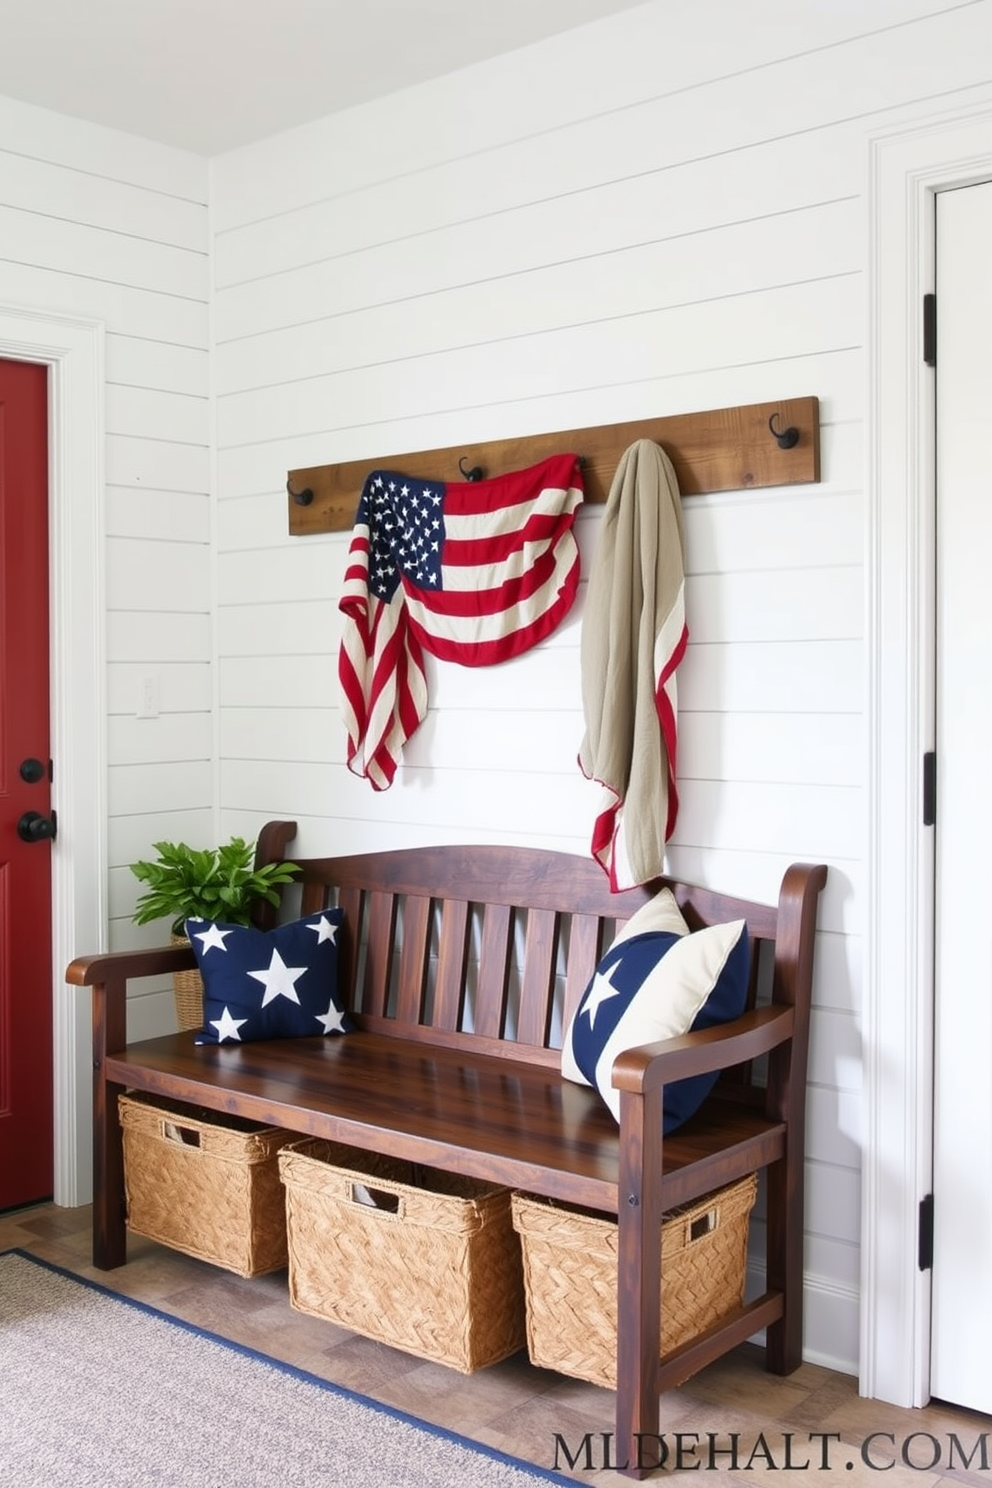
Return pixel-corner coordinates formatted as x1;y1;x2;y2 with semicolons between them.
2;1247;582;1486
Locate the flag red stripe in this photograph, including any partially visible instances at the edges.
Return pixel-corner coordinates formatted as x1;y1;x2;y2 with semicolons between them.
441;511;577;568
414;559;579;666
409;542;565;620
440;455;580;516
656;621;688;841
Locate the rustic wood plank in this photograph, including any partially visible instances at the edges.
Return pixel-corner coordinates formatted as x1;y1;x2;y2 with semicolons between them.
395;893;431;1024
516;907;559;1048
433;898;470;1031
250;820;300;929
287;396;820;535
616;1080;665;1471
90;971;129;1270
299;879;328;916
333;884;364;1010
359;889;397;1018
474;902;513;1039
97;1031;786;1210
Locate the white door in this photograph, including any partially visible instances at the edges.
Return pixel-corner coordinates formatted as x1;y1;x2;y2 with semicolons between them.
931;179;992;1414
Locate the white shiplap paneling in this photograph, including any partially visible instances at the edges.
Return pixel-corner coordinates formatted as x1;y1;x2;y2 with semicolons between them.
209;0;964;233
0;94;211;973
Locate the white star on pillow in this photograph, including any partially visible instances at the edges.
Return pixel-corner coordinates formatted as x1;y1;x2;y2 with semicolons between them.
582;960;623;1030
248;948;307;1006
307;915;339;944
210;1006;247;1042
192;922;233;954
315;1001;348;1034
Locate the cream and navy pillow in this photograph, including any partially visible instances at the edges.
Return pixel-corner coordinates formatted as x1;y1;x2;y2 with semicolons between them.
186;911;352;1046
561;888;750;1133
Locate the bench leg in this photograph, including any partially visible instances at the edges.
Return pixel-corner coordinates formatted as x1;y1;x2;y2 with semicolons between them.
92;1073;126;1270
90;976;128;1269
764;1152;803;1374
615;1088;664;1479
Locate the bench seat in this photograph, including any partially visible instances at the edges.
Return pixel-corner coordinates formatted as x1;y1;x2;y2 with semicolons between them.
101;1026;787;1215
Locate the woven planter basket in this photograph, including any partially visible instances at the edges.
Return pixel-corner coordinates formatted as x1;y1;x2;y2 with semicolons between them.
119;1092;295;1277
171;933;204;1032
510;1172;758;1390
278;1138;526;1373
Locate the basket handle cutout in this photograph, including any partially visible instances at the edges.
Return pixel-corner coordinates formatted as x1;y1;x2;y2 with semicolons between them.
163;1121;201;1148
687;1207;718;1244
351;1182;400;1214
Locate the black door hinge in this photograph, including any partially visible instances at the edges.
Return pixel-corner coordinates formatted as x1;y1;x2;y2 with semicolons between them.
923;293;937;367
923;751;936;826
919;1193;934;1271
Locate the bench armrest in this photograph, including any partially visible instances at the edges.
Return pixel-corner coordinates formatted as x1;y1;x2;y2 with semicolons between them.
610;1002;795;1096
66;942;196;986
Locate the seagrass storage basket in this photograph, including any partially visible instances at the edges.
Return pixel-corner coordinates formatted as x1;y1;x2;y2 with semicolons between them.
510;1172;758;1389
278;1138;526;1373
119;1092;294;1277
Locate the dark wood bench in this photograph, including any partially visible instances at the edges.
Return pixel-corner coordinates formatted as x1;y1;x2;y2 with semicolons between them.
67;823;826;1479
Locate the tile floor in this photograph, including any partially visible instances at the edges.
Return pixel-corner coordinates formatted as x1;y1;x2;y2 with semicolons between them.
2;1201;990;1486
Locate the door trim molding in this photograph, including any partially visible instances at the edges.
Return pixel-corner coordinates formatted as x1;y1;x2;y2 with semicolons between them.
865;96;992;1408
0;304;106;1206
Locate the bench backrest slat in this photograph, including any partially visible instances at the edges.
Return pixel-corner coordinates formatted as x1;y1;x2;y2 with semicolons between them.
563;912;608;1030
433;897;470;1031
395;892;431;1024
474;902;513;1039
362;890;398;1019
334;884;365;1008
517;906;559;1047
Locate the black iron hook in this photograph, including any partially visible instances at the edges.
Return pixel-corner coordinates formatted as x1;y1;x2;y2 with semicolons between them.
458;456;485;483
768;413;799;450
287;479;314;506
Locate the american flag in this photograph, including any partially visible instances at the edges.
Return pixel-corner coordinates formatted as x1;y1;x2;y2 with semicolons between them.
339;452;584;790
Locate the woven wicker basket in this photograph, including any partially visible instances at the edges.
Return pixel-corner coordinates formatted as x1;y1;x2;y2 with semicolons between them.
119;1092;294;1277
171;934;204;1032
510;1173;758;1389
278;1138;526;1373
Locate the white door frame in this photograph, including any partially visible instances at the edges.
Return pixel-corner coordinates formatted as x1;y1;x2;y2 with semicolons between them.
0;304;106;1206
865;96;992;1408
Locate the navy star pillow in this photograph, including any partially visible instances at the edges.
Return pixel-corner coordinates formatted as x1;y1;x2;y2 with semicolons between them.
561;916;750;1133
186;912;352;1046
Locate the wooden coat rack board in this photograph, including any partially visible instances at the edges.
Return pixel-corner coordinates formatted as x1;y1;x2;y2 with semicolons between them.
286;396;820;536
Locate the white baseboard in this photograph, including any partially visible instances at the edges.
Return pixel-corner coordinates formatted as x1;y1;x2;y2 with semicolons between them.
746;1262;859;1378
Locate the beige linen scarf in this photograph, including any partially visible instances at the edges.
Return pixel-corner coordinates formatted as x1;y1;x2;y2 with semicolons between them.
579;438;687;889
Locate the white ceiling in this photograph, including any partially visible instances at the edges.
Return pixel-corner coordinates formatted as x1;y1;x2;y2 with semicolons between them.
0;0;647;156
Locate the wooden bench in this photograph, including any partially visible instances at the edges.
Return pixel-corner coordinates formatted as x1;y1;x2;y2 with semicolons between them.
68;823;826;1479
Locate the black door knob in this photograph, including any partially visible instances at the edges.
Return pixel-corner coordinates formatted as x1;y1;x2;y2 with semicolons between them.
19;758;46;784
17;810;57;843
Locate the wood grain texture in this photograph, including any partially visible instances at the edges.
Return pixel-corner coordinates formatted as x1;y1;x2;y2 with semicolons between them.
286;397;819;535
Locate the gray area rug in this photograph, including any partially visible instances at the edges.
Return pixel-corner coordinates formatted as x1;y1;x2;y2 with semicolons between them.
0;1250;578;1488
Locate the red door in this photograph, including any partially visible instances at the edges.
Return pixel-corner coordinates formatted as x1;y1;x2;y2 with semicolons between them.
0;357;53;1210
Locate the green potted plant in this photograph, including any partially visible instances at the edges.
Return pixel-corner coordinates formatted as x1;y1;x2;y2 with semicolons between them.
130;836;300;1030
